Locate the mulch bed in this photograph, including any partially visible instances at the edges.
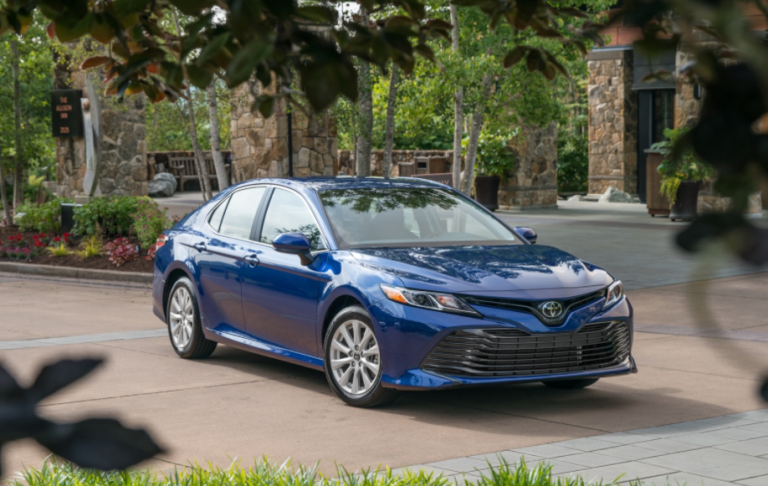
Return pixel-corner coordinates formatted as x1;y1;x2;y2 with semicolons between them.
0;226;154;274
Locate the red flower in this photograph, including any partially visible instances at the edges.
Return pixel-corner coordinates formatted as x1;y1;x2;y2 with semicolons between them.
53;236;61;243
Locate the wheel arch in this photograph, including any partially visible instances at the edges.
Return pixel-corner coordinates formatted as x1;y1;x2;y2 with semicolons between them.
163;267;194;320
321;294;365;345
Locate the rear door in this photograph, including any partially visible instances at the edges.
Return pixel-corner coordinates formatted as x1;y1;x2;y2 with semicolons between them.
192;186;267;334
240;187;329;357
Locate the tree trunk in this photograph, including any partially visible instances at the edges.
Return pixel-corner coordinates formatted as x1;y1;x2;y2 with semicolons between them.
0;155;13;227
460;74;493;195
383;65;399;179
356;10;373;177
207;82;228;191
173;9;212;201
450;5;463;190
11;40;23;207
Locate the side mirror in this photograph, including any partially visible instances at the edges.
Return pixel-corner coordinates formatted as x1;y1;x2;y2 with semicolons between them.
514;227;537;244
272;232;315;265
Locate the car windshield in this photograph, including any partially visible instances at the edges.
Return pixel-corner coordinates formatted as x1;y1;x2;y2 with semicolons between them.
319;187;520;249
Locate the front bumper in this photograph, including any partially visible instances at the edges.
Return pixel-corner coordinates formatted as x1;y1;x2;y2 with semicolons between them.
368;295;635;390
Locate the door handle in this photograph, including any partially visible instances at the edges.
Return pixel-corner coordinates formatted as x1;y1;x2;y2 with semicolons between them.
243;254;260;266
192;242;207;252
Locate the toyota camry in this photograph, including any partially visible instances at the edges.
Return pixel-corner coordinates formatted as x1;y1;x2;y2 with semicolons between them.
152;177;636;407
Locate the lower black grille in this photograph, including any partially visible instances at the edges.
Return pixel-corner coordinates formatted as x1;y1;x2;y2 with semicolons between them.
421;322;630;378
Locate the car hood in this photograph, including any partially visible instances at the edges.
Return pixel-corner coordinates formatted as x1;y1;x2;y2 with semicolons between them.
351;245;613;297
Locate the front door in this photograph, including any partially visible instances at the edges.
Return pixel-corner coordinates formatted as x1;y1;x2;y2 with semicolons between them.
193;186;267;334
637;89;675;202
241;187;329;357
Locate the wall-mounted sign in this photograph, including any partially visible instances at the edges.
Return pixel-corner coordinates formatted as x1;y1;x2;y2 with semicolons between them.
51;89;84;138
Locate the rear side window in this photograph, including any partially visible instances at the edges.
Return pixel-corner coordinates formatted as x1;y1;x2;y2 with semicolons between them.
218;187;266;239
260;188;327;251
208;199;228;232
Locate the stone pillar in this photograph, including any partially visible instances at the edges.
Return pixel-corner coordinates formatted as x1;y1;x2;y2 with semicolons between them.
497;123;558;210
54;67;147;198
587;48;638;194
230;80;337;181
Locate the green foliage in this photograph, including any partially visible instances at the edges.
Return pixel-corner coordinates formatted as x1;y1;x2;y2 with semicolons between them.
75;234;103;259
470;132;517;182
12;457;620;486
132;199;171;250
146;79;232;152
46;243;70;257
15;198;71;234
557;131;588;193
72;197;147;238
652;128;714;204
0;13;56;185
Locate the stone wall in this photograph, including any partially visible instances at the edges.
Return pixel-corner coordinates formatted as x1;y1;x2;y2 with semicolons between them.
498;123;558;210
338;150;455;177
587;48;638;194
230;80;336;181
54;69;147;198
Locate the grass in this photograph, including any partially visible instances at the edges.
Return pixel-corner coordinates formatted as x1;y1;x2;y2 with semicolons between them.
7;458;632;486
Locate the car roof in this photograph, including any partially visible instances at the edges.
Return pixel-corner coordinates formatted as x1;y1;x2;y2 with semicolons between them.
243;176;449;192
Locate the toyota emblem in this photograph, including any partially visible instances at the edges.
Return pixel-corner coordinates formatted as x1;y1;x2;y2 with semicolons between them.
539;301;564;319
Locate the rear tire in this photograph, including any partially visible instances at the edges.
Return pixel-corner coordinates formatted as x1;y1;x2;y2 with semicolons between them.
543;378;599;390
166;277;217;359
323;306;399;407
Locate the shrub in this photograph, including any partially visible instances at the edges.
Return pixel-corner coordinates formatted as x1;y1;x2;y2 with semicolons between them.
47;243;70;257
133;199;170;250
76;235;103;259
73;196;147;237
15;198;71;234
104;237;138;267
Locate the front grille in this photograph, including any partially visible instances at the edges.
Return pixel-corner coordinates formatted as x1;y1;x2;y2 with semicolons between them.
421;321;630;378
460;289;606;326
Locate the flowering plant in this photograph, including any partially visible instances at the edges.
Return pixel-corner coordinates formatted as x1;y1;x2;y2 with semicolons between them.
132;200;170;250
8;233;24;245
104;237;139;267
146;243;157;261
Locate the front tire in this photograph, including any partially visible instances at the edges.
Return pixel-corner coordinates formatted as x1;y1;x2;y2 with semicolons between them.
323;306;399;407
543;378;599;390
167;277;217;359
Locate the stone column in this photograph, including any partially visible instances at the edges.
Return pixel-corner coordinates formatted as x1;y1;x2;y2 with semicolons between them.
587;48;638;194
54;64;147;198
230;80;337;181
497;123;558;210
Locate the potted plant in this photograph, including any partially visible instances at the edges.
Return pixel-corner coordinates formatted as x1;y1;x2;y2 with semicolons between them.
652;128;714;222
472;132;516;211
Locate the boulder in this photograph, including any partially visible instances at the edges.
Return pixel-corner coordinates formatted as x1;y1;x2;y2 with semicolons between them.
148;179;175;198
598;186;633;203
154;172;178;191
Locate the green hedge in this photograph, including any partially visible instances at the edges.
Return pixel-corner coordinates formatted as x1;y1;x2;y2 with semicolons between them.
13;458;621;486
15;198;72;234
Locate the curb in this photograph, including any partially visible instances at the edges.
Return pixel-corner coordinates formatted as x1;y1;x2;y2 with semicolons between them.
0;262;153;284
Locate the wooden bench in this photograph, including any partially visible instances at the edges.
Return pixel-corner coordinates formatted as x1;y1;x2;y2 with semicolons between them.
168;155;230;192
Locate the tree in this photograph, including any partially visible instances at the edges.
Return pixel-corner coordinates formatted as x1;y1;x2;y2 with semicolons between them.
11;38;23;206
450;4;463;190
172;8;212;202
460;72;492;194
383;65;399;178
207;81;228;191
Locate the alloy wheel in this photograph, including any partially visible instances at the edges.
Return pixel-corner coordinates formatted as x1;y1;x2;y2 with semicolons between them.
169;287;194;349
330;319;381;397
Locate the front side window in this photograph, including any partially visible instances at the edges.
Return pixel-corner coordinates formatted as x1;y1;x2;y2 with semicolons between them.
319;187;520;249
217;187;267;239
260;188;327;251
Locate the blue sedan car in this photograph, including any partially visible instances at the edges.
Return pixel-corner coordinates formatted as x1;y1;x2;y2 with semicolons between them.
152;177;635;407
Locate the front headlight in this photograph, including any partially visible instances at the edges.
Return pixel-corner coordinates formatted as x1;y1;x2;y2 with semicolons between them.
380;284;480;316
604;280;624;309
